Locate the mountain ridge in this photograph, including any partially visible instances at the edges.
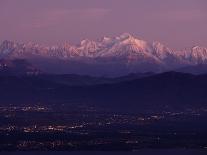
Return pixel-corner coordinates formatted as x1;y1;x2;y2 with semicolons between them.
0;71;207;112
1;33;207;76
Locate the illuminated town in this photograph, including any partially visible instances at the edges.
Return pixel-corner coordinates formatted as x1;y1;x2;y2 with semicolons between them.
0;104;207;151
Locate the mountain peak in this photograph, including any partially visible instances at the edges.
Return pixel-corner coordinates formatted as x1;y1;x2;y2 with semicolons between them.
101;36;112;42
1;40;16;47
118;33;134;40
192;46;207;51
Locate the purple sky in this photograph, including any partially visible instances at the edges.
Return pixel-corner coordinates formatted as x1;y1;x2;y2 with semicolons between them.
0;0;206;49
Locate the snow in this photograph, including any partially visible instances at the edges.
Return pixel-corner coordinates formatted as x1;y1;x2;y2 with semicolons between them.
0;33;207;68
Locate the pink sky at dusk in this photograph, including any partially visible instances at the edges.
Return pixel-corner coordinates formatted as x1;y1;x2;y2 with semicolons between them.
0;0;206;49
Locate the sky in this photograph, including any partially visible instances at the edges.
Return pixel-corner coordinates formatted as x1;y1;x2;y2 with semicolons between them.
0;0;206;49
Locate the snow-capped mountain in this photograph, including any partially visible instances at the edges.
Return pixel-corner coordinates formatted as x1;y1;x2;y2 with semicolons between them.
0;33;207;76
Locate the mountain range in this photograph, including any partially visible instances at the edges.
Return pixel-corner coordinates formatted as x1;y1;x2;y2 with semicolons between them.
0;71;206;113
1;33;207;76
